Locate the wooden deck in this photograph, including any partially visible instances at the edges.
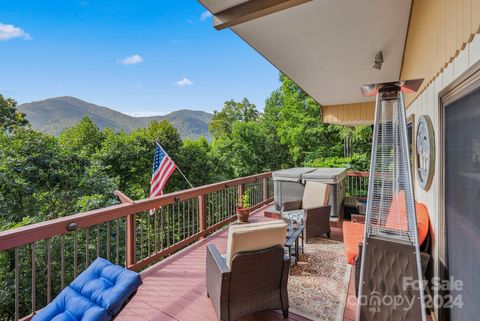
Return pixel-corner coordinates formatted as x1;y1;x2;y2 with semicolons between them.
118;205;357;321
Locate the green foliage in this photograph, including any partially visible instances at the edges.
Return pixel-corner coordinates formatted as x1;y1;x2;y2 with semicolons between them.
212;122;276;177
263;75;344;165
0;95;28;131
58;116;104;157
305;154;370;171
0;128;116;226
241;190;250;208
209;98;259;139
179;137;217;186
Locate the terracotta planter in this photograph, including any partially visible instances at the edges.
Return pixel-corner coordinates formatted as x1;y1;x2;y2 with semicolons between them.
236;207;250;223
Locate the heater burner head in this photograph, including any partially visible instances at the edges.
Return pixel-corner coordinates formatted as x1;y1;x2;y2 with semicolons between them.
360;79;424;97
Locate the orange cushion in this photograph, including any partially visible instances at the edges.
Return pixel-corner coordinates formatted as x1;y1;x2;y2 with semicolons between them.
415;203;430;246
343;221;365;265
386;191;430;245
343;201;430;265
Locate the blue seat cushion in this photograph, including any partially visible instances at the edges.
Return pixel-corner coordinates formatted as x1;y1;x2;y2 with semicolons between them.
32;287;110;321
70;257;142;316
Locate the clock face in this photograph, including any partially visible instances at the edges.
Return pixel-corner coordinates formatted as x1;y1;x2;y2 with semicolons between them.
416;115;435;190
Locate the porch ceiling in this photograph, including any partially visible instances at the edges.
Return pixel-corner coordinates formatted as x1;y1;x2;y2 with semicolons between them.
199;0;412;106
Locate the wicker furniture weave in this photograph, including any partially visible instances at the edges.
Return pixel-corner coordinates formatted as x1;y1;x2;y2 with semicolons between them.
282;181;331;241
206;221;290;321
206;245;289;321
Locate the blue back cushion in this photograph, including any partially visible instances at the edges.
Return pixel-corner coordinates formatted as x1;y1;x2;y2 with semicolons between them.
32;287;110;321
70;257;142;315
32;258;142;321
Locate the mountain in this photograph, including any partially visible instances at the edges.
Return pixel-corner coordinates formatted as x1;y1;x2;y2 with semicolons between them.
17;96;212;140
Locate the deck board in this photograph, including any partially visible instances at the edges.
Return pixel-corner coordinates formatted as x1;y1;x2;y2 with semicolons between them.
120;205;355;321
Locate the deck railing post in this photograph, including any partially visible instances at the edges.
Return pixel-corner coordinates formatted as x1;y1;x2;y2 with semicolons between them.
198;194;207;237
237;183;244;206
262;177;268;203
115;191;136;267
126;214;136;267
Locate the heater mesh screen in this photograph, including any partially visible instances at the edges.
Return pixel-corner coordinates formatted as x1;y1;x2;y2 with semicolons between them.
366;94;417;244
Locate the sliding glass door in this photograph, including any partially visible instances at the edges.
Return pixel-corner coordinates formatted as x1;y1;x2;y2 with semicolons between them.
445;86;480;320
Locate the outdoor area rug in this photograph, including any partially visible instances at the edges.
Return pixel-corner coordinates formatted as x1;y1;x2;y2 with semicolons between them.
288;237;351;321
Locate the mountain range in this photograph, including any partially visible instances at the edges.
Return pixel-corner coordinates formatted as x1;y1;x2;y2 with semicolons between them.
17;96;212;140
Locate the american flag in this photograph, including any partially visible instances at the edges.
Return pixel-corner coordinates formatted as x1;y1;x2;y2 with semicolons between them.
150;143;177;197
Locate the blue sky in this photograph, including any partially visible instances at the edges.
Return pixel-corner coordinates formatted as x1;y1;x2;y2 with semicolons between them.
0;0;280;115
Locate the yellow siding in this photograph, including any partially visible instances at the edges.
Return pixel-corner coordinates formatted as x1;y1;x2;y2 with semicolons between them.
322;102;375;126
401;0;480;106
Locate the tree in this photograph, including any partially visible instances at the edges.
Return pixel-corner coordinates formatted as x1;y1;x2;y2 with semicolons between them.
209;98;260;138
263;74;345;165
58;116;105;157
0;95;28;131
0;128;116;226
212;122;275;177
144;120;182;157
178;137;217;187
94;120;184;199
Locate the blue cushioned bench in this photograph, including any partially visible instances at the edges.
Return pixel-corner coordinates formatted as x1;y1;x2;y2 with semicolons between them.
32;258;142;321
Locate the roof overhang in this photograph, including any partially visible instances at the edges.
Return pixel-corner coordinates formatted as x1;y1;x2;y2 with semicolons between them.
198;0;412;108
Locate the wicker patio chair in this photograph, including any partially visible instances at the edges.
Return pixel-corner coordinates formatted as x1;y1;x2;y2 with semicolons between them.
206;220;290;321
281;181;331;241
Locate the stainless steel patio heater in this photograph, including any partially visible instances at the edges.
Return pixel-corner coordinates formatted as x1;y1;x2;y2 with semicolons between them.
356;79;426;321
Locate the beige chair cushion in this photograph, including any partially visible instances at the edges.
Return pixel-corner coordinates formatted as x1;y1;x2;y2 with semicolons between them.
225;220;287;269
302;181;330;209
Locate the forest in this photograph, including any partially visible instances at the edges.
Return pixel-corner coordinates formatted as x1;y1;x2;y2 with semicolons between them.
0;74;372;232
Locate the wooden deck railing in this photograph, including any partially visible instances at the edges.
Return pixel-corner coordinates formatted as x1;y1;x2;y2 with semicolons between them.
0;172;273;321
345;171;369;198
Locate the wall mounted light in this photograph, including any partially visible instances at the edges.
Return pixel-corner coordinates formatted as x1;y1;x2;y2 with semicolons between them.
372;51;383;70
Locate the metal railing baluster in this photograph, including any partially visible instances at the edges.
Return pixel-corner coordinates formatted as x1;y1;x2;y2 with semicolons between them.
15;247;19;321
147;212;151;257
96;225;100;258
47;238;52;304
154;210;158;253
107;221;111;261
85;228;89;267
73;231;78;277
161;207;165;250
116;219;120;264
61;235;65;289
140;215;144;260
31;243;36;313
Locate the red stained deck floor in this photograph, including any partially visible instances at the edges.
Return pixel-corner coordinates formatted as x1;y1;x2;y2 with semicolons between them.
117;205;357;321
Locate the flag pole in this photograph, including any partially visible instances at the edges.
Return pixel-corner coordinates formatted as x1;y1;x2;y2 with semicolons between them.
155;141;194;189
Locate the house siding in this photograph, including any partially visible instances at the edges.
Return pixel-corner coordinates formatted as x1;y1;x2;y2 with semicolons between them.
322;102;375;126
401;0;480;106
406;31;480;319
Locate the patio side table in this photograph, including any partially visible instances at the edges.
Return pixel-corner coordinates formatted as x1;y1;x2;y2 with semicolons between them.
284;224;304;265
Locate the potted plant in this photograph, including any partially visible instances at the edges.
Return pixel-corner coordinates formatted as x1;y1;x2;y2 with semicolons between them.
236;190;251;223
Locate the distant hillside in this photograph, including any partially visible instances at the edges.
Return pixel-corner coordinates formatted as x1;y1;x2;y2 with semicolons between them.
17;97;212;140
137;109;213;141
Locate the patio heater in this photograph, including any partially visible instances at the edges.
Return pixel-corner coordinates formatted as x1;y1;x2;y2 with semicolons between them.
356;79;427;321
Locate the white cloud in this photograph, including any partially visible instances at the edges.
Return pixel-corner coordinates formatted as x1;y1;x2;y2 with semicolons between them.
127;111;166;117
200;11;212;21
119;54;143;65
0;23;31;41
175;78;193;87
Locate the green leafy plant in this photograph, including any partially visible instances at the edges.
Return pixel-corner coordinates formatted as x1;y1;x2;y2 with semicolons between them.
241;190;251;209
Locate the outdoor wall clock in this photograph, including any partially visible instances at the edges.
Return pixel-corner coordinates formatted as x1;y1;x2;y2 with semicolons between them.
416;115;435;190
